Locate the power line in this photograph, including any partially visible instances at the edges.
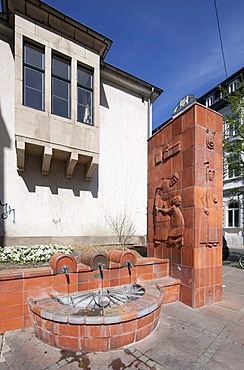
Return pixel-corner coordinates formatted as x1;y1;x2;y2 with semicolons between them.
214;0;228;78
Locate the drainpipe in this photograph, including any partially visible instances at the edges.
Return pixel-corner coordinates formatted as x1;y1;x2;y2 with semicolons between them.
147;87;154;139
146;87;154;245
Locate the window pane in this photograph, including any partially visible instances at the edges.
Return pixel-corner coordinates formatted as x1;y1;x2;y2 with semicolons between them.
234;210;239;227
25;44;44;69
78;88;92;106
52;96;69;118
78;68;92;88
52;56;70;79
25;67;43;90
53;77;69;100
228;210;233;227
77;87;92;124
229;202;239;209
78;104;92;124
25;87;43;110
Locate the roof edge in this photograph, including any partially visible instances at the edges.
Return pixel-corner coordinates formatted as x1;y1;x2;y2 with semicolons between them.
101;61;163;102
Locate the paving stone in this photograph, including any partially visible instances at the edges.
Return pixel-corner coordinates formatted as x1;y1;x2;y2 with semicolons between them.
0;356;6;364
145;338;198;370
228;323;244;344
1;345;11;355
146;359;157;367
131;350;142;358
204;351;214;359
57;363;78;369
87;350;136;370
128;359;152;369
57;359;68;367
154;365;167;370
212;342;244;370
187;313;228;334
46;364;59;370
138;354;149;363
0;361;10;370
203;359;234;370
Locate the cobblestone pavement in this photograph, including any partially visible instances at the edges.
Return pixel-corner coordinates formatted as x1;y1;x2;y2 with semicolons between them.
0;265;244;370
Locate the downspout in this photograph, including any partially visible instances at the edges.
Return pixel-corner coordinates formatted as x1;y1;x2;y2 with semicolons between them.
146;87;154;244
147;87;154;139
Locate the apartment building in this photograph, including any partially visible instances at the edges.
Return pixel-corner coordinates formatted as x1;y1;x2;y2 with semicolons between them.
198;67;244;246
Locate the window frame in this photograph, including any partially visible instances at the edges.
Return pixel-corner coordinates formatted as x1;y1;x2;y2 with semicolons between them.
51;53;71;119
77;65;93;125
228;79;239;93
23;41;45;111
226;155;241;179
227;201;240;227
206;95;213;108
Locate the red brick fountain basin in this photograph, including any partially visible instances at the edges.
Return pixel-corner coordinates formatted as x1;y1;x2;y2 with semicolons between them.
28;281;163;352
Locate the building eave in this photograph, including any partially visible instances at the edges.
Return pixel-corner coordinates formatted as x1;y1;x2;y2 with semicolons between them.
101;62;163;102
12;0;113;58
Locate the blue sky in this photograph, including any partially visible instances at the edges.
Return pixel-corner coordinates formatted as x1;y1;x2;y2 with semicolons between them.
44;0;244;130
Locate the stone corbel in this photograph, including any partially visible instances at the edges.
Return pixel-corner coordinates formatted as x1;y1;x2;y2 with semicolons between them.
66;152;78;179
16;140;25;172
85;155;98;181
42;146;52;175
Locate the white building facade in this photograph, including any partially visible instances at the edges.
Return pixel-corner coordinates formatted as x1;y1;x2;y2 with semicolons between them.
0;0;162;246
198;68;244;246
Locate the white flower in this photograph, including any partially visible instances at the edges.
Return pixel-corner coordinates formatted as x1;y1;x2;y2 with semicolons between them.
0;244;73;264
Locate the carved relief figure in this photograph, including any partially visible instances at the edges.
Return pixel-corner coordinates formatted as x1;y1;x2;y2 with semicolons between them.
156;195;185;248
200;161;219;248
153;172;181;246
206;128;216;150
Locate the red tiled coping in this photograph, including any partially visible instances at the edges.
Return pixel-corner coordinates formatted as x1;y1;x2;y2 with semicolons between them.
28;282;165;351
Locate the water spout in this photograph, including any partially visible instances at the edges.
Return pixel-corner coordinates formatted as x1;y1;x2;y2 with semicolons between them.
98;263;104;280
62;265;70;284
126;260;133;276
62;265;69;275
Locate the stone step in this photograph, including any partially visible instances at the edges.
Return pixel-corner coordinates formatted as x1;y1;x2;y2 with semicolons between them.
154;276;181;304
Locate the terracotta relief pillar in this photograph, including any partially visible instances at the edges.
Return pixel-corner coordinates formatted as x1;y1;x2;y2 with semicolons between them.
148;103;223;307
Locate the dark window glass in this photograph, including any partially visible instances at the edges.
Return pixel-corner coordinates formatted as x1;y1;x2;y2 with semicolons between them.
24;45;44;69
52;97;69;119
78;68;92;88
52;55;71;119
25;88;43;110
25;67;43;90
228;210;233;227
23;43;44;110
77;66;93;125
228;202;240;227
52;57;70;80
53;78;69;100
234;210;239;227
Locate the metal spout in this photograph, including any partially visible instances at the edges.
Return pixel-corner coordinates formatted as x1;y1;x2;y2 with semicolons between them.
62;265;70;284
62;265;69;276
126;260;133;276
126;260;133;268
98;263;104;280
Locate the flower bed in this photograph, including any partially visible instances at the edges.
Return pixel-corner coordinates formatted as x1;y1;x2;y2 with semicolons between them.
0;244;72;269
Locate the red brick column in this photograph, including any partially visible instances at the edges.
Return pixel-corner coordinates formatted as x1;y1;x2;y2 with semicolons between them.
148;103;223;307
